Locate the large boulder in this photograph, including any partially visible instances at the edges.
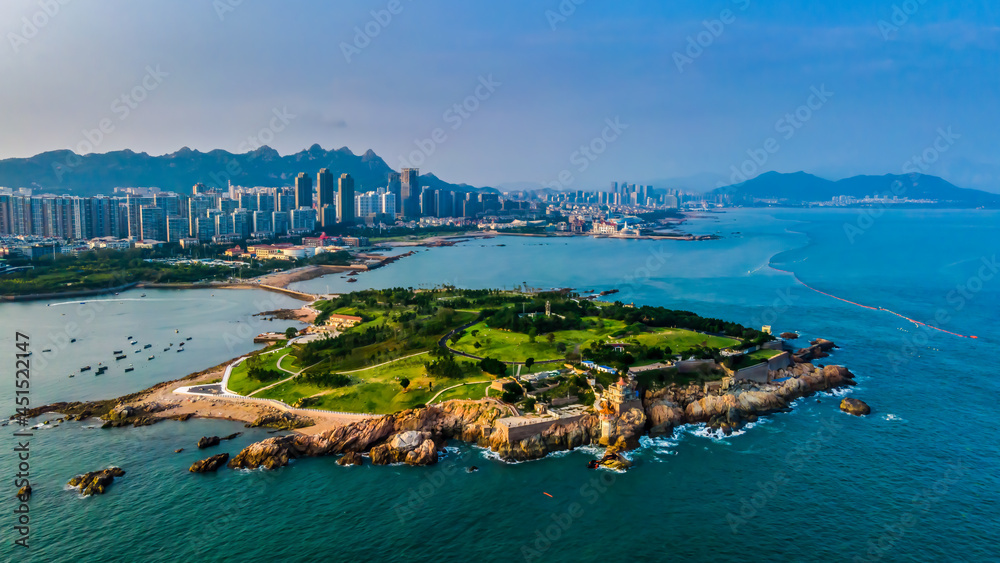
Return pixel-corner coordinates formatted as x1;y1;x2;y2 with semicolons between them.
840;398;871;416
197;436;221;449
189;453;230;473
780;332;799;340
370;431;438;466
337;452;364;466
67;467;125;496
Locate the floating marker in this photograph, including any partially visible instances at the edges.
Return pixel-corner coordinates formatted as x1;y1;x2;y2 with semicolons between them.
543;492;553;498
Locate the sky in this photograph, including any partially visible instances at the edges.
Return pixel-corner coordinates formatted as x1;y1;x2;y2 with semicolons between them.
1;0;999;192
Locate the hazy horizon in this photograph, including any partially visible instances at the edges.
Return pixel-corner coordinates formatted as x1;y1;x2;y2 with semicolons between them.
2;0;998;192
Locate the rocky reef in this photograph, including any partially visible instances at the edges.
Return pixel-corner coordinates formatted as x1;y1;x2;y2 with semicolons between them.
67;467;125;496
840;397;871;416
190;453;230;473
246;410;313;430
197;433;241;449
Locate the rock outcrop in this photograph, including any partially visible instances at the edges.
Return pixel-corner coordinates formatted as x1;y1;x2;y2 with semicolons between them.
189;453;230;473
197;436;221;449
246;410;314;430
337;452;364;466
229;401;504;470
780;332;799;340
67;467;125;496
840;398;871;416
370;431;438;465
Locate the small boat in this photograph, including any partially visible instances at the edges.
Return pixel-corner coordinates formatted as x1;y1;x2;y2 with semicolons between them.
587;460;599;469
42;349;52;353
80;366;91;372
114;292;119;295
124;366;134;373
148;355;155;360
127;335;132;339
70;338;76;343
140;294;146;298
80;302;86;305
179;342;185;347
115;355;126;360
130;340;137;345
134;349;141;353
68;374;75;378
143;344;152;349
186;337;192;341
176;348;184;353
163;348;169;352
113;350;123;354
175;329;179;333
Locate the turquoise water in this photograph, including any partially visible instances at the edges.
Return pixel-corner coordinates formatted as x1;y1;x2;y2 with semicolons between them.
1;209;998;562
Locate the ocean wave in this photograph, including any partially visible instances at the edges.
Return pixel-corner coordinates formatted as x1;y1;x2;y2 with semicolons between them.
883;413;906;423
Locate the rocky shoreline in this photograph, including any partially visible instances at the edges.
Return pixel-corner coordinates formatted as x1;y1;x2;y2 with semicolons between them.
21;338;864;477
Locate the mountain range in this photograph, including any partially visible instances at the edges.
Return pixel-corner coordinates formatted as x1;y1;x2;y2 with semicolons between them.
710;171;999;206
0;144;489;198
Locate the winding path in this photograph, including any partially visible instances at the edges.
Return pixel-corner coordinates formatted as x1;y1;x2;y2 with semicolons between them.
427;379;491;404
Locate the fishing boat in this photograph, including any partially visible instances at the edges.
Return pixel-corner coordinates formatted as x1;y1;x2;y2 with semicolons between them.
127;335;132;339
42;349;52;353
143;344;152;349
176;348;184;353
186;337;192;341
163;348;169;352
148;355;155;360
175;329;179;333
134;349;141;353
115;355;126;360
113;350;123;354
70;338;76;343
140;294;146;298
80;366;91;372
124;366;134;373
68;374;75;378
130;340;137;345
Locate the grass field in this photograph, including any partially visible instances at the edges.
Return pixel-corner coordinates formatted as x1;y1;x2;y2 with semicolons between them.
451;318;740;363
256;353;488;414
226;347;300;395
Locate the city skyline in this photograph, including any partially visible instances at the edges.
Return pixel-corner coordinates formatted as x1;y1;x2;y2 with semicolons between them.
2;1;998;192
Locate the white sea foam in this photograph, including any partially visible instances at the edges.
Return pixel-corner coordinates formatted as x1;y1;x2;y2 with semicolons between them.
883;413;906;423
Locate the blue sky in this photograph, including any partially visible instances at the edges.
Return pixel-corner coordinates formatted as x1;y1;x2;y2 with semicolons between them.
1;0;998;191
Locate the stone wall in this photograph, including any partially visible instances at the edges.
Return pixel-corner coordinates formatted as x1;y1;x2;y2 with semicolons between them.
767;351;792;371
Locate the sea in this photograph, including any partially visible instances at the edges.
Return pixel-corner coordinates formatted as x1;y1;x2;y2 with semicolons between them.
0;208;997;562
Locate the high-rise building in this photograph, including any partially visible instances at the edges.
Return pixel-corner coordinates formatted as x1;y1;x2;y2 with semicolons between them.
139;205;166;241
233;209;252;239
276;187;296;212
271;211;290;235
420;187;437;218
187;197;213;237
317;169;335;226
256;191;275;213
295;173;313;210
238;192;258;211
166;215;188;243
435;190;454;218
337;173;355;225
252;210;272;234
387;172;401;216
379;191;396;219
290;207;317;232
401;168;420;218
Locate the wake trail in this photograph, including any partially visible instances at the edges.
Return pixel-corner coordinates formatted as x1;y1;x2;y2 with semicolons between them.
769;265;977;339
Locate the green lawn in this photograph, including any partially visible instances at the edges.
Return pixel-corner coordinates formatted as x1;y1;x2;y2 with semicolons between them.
631;329;739;351
256;353;489;414
451;318;628;363
434;382;489;402
226;347;300;395
451;318;740;363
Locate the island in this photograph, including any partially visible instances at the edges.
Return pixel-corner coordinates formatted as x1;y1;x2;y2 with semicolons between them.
21;287;859;473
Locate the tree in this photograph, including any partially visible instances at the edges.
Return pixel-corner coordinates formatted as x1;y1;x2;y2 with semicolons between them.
285;326;298;339
546;332;556;344
528;327;538;343
400;378;410;392
525;357;535;372
479;357;507;377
